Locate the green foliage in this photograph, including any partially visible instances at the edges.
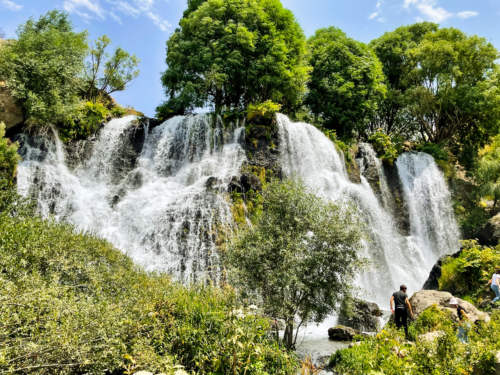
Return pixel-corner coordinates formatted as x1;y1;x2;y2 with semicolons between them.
0;191;298;374
0;10;87;128
306;27;386;139
159;0;310;115
368;130;399;164
371;23;500;168
330;309;500;375
0;122;20;189
247;100;282;122
439;240;500;304
84;35;140;103
225;179;363;348
475;135;500;208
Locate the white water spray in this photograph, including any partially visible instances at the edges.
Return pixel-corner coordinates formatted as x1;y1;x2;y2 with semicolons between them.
17;115;246;281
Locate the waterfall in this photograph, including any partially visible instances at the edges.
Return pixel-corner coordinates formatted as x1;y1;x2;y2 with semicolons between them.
17;114;246;282
396;153;460;271
277;114;460;305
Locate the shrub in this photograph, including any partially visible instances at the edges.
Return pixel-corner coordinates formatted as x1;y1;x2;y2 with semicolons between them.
330;307;500;375
368;130;399;164
439;240;500;304
247;100;282;123
0;191;298;374
0;122;20;189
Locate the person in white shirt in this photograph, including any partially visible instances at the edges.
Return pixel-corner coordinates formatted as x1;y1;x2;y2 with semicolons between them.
488;269;500;303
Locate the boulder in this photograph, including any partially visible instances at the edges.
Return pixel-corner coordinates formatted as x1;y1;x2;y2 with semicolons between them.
338;297;383;332
409;290;490;323
328;325;360;341
479;213;500;246
0;82;23;130
228;173;262;194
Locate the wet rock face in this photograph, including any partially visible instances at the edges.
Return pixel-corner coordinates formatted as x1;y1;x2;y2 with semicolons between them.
479;213;500;246
244;120;281;178
338;297;383;332
422;249;462;290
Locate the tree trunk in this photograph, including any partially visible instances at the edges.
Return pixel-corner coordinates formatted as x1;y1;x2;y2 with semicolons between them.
283;321;294;349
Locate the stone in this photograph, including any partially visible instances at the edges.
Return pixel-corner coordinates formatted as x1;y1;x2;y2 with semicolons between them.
417;330;445;343
240;172;262;192
479;213;500;246
409;290;490;323
205;176;222;191
328;325;360;341
338;297;383;332
496;351;500;375
0;82;23;130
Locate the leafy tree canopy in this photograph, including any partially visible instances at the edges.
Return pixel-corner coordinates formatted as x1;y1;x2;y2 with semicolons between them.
371;23;499;166
84;35;140;103
225;179;363;349
0;10;88;128
306;27;386;139
158;0;310;118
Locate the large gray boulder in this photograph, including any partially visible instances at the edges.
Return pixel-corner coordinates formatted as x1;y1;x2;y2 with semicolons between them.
409;290;490;323
328;325;360;341
338;297;383;332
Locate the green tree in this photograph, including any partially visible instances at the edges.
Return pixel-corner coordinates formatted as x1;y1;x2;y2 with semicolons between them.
371;23;500;167
0;10;87;128
158;0;310;118
84;35;140;103
370;22;438;135
306;27;386;139
225;179;363;349
0;122;19;189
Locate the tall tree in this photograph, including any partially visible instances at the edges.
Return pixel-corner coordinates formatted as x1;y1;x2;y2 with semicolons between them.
370;22;438;135
84;35;140;103
305;27;386;139
225;179;363;349
0;11;87;127
158;0;310;118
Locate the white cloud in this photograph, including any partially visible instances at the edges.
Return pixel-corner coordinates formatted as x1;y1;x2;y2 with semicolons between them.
63;0;105;19
457;10;479;19
63;0;171;32
0;0;23;11
403;0;478;23
368;0;385;22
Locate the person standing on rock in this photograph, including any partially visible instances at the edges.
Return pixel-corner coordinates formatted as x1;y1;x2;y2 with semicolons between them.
487;269;500;303
390;284;414;339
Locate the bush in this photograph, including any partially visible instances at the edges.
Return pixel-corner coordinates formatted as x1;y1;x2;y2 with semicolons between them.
439;240;500;304
330;308;500;375
368;130;399;164
247;100;282;123
0;122;20;189
0;191;298;374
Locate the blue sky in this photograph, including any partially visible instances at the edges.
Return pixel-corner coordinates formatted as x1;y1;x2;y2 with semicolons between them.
1;0;499;117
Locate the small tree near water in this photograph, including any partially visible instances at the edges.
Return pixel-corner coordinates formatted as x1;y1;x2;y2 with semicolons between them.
225;179;363;349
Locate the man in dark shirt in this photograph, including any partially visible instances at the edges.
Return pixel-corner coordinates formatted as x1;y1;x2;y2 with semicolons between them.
390;284;414;339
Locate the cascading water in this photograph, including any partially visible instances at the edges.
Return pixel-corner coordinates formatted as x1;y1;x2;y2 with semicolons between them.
277;114;460;304
17;114;246;281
